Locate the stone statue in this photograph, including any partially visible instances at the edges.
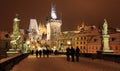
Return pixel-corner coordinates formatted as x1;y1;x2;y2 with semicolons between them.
102;19;108;35
10;14;21;49
13;14;20;35
101;19;113;53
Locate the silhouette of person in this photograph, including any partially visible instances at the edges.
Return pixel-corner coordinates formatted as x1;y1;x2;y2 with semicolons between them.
70;46;75;62
54;50;58;55
38;50;42;58
46;48;50;58
75;46;80;62
35;50;39;58
31;50;34;55
66;47;71;61
43;49;46;58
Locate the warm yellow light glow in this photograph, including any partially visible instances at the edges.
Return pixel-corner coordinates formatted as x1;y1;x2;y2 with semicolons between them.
67;41;71;45
26;40;30;45
32;46;35;49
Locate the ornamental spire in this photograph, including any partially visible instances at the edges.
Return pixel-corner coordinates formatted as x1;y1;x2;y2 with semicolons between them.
51;4;57;19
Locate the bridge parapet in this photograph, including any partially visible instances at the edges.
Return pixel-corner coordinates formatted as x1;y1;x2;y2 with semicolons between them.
80;53;120;63
0;53;29;71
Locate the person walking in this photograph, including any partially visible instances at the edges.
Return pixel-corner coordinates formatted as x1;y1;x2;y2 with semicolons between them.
43;49;46;58
31;50;34;55
66;47;71;61
38;49;42;58
75;46;80;62
46;48;50;58
70;46;75;62
35;49;39;58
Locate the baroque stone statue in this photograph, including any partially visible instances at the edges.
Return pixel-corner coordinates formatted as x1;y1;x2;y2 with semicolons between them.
102;19;108;35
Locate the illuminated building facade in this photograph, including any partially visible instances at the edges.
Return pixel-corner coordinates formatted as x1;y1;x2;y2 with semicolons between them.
87;35;101;53
57;23;120;55
38;23;47;39
57;24;99;53
57;31;78;52
87;32;120;54
73;34;92;53
109;33;120;54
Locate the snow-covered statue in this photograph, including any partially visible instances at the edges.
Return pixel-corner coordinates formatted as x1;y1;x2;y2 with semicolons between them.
13;14;20;35
102;19;108;35
10;14;21;49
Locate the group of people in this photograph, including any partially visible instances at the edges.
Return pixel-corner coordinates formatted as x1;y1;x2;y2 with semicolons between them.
30;46;80;61
66;46;80;62
31;48;50;58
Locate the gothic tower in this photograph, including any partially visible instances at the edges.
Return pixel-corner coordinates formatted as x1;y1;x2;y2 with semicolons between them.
29;19;40;35
46;5;62;47
28;19;40;42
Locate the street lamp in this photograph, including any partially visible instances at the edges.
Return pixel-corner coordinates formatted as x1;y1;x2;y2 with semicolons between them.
26;40;30;45
67;40;71;46
67;40;72;50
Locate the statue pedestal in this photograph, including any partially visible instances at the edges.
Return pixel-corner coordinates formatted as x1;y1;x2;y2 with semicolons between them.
102;50;113;54
99;19;114;54
6;49;21;57
97;50;113;54
99;35;114;54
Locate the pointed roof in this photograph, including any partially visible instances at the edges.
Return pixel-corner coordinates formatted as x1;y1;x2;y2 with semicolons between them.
29;19;40;35
51;4;57;19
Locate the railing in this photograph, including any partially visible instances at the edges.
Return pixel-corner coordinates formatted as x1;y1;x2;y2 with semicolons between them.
51;52;120;63
80;53;120;63
0;53;29;71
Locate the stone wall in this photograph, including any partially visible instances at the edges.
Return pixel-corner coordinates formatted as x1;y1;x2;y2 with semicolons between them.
0;40;11;59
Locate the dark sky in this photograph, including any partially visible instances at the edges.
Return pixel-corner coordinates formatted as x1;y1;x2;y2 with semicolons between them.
0;0;120;32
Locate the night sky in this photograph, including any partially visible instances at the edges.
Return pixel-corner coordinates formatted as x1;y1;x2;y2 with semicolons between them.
0;0;120;32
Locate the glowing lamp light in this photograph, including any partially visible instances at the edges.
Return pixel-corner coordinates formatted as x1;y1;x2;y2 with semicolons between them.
26;40;30;45
67;41;71;45
32;46;35;49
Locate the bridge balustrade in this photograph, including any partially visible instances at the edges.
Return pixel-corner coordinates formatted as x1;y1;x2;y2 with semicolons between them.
0;53;29;71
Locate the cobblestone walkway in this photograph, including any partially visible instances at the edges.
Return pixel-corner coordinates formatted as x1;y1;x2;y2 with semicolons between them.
11;55;120;71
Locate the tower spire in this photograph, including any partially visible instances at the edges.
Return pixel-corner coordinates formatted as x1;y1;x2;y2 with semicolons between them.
51;4;57;19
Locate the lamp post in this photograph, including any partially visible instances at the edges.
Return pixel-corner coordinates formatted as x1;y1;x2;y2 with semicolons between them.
67;40;71;46
26;40;30;45
67;40;71;52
